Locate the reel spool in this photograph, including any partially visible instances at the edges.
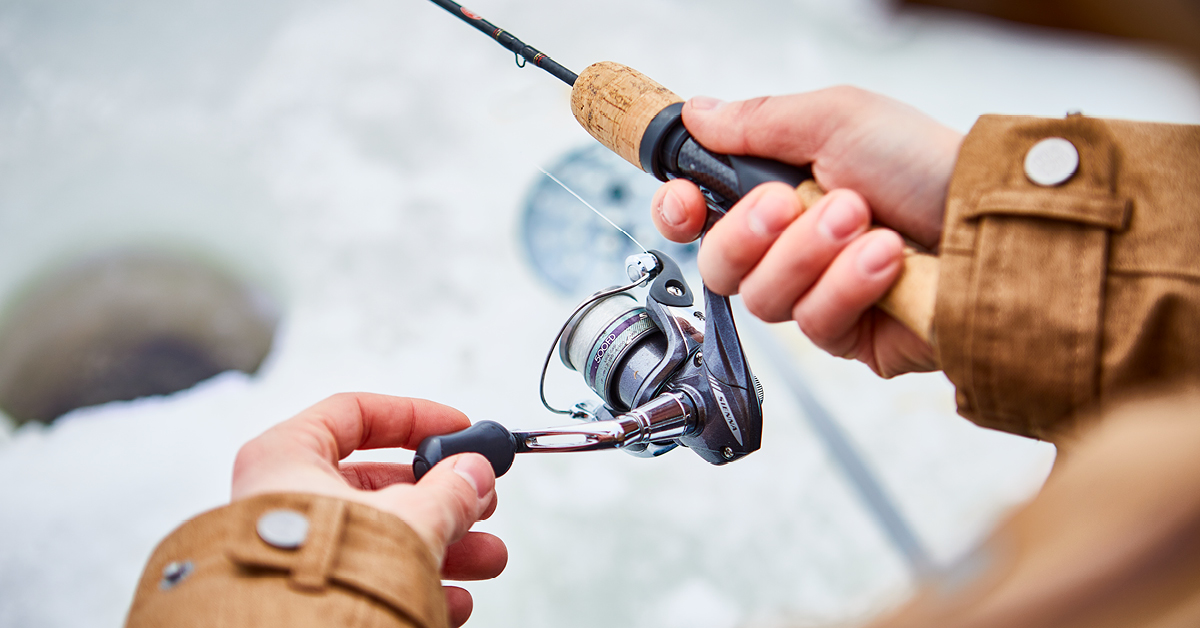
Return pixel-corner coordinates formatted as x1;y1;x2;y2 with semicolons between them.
558;292;668;412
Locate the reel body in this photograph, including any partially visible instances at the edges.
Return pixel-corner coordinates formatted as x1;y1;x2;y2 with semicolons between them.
413;249;763;478
556;251;762;464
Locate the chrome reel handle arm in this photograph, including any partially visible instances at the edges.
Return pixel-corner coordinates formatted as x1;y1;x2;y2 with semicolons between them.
518;391;694;452
412;392;695;479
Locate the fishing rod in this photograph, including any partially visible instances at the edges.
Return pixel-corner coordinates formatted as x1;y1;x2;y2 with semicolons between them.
412;0;941;480
427;0;577;85
425;0;821;208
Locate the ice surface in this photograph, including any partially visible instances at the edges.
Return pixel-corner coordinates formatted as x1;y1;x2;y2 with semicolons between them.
1;0;1197;626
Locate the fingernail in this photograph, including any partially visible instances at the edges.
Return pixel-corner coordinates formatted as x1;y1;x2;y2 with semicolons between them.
857;234;901;277
746;189;794;238
689;96;725;111
658;188;685;227
453;455;491;500
818;196;866;241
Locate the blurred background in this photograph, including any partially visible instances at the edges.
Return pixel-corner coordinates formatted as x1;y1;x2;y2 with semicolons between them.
1;0;1197;626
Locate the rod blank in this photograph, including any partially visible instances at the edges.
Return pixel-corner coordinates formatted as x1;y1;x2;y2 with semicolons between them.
427;0;578;85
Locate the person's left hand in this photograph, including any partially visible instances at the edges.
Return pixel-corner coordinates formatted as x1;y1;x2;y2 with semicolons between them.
231;393;507;627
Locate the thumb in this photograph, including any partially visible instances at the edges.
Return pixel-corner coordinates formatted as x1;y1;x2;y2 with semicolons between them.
386;453;496;561
682;93;839;167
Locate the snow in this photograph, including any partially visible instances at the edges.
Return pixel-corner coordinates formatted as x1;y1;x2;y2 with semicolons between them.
1;0;1197;626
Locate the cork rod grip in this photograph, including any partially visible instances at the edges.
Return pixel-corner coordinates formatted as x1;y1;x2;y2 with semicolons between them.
571;61;683;169
571;62;939;346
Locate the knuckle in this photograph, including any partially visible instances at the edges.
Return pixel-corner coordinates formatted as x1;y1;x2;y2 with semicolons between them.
796;310;860;360
723;242;758;268
699;270;738;297
731;96;773;152
340;463;367;488
793;307;842;353
875;364;901;379
740;289;769;319
445;490;476;540
696;248;739;295
327;391;357;406
423;497;468;551
823;84;870;105
827;186;867;207
734;95;772;122
231;438;272;484
233;438;266;471
740;288;786;323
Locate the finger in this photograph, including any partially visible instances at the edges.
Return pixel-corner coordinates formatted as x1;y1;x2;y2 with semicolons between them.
385;453;496;553
651;179;708;242
339;461;415;490
861;310;940;378
258;393;472;466
697;182;805;295
682;92;849;166
442;532;509;581
792;229;904;357
480;490;498;521
739;189;870;322
444;586;473;628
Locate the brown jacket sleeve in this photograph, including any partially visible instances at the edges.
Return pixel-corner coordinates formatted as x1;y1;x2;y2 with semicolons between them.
870;384;1200;628
935;114;1200;440
124;493;450;628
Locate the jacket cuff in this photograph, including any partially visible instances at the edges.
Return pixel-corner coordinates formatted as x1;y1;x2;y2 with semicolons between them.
125;493;449;628
935;114;1129;440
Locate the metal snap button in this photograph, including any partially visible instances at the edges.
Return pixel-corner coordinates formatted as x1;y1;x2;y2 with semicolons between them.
160;560;194;590
1024;137;1079;187
256;509;309;549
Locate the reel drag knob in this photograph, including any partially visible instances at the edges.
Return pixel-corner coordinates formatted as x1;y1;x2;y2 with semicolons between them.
412;421;519;480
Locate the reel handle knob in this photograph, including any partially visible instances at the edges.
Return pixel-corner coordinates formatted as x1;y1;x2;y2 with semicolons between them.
412;420;518;481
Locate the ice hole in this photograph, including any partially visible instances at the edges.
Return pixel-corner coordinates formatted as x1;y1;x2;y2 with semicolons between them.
0;251;279;425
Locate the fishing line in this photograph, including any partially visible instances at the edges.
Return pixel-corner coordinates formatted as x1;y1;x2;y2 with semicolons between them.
537;166;649;253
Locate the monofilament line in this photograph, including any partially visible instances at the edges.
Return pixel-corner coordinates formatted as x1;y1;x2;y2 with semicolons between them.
537;167;648;253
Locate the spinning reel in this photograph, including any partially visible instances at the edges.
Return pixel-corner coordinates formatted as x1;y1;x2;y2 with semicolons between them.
412;246;764;479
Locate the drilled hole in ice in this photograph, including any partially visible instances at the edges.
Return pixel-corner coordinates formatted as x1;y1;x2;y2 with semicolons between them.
0;250;279;425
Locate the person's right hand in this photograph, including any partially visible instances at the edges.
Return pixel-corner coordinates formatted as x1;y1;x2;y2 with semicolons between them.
650;87;963;377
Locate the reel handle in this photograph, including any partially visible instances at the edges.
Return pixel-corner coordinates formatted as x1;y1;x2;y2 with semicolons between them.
571;61;938;346
412;421;518;481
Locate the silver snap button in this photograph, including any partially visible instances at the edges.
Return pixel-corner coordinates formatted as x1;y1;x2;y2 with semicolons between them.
256;509;309;549
1024;137;1079;187
160;560;194;590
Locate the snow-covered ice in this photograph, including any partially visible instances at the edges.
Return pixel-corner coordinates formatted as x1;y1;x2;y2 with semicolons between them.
1;0;1198;626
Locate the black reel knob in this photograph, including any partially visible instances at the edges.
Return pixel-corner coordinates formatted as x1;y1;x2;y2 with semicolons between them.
412;421;519;480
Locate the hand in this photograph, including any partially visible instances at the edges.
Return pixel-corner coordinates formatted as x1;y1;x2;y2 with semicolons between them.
651;88;963;377
231;393;506;627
